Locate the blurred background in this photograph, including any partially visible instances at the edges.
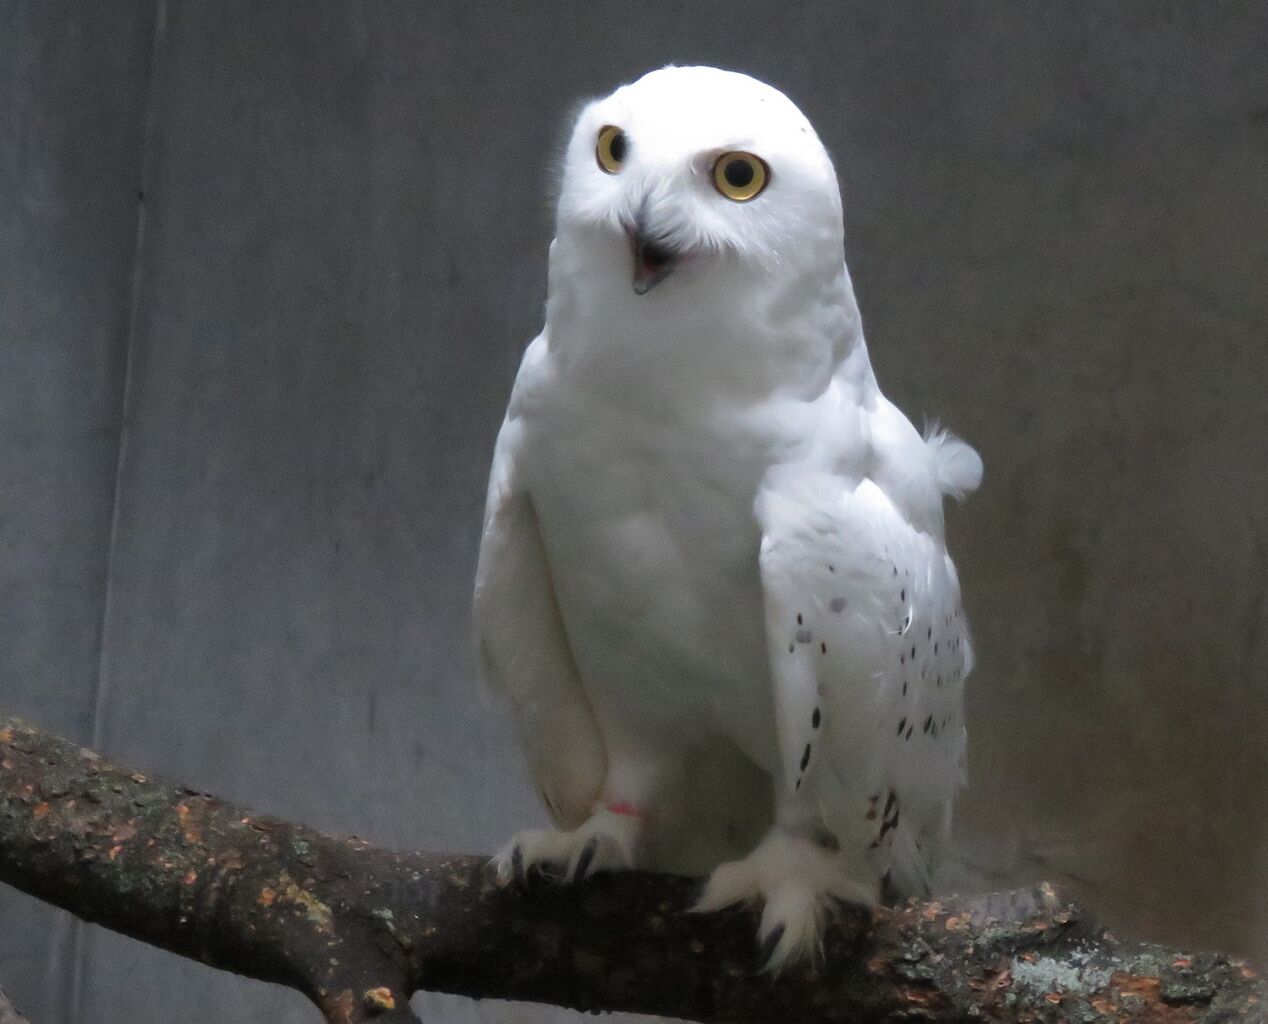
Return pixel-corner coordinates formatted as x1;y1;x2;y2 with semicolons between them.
2;1;1266;1021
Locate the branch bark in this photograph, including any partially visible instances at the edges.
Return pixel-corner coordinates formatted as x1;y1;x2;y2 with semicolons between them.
0;714;1262;1024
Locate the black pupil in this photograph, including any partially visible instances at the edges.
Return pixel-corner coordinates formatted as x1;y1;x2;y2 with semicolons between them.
724;158;754;188
608;131;627;164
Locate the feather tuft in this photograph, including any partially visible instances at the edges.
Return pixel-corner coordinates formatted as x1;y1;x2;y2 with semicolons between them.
924;424;982;500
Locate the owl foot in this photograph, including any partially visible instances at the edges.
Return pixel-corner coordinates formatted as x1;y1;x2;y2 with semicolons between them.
492;806;640;887
694;827;877;971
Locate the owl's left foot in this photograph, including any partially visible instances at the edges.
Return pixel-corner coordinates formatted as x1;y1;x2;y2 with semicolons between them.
492;805;641;886
694;826;877;971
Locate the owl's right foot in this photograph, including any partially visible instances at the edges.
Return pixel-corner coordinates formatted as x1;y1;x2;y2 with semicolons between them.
492;804;642;886
694;826;878;971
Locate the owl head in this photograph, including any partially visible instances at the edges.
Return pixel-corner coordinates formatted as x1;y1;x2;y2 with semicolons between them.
554;66;845;298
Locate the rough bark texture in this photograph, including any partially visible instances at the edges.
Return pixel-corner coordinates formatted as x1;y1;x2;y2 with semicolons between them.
0;715;1262;1024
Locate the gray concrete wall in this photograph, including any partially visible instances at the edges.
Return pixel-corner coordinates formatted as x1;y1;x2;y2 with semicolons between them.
0;2;154;1018
1;2;1264;1022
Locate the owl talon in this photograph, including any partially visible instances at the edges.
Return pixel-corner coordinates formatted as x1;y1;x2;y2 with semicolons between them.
573;836;598;882
698;826;878;970
758;923;786;969
493;808;639;888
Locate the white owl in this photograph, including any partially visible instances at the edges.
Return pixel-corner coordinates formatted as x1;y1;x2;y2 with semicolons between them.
474;65;982;968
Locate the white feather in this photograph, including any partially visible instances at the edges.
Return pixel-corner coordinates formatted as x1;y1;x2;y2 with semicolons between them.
925;424;983;500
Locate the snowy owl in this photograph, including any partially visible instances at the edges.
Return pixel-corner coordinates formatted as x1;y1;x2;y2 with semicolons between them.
474;65;982;968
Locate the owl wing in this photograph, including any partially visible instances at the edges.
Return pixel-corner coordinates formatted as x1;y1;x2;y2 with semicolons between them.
473;340;606;828
756;469;971;894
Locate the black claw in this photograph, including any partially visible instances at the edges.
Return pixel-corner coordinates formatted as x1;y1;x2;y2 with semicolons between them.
511;844;525;885
573;836;598;882
758;924;786;968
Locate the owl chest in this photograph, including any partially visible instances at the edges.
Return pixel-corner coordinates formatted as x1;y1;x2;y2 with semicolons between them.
523;409;774;711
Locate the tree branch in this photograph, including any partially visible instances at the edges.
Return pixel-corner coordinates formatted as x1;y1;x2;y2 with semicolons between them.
0;714;1262;1023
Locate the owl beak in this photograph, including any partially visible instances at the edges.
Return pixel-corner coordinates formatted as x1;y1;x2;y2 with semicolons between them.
624;220;679;295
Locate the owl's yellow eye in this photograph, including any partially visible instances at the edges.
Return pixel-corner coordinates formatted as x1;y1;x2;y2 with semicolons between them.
712;151;769;202
595;125;628;174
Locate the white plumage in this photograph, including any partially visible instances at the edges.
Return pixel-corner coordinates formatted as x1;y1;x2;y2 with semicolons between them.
474;65;981;967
